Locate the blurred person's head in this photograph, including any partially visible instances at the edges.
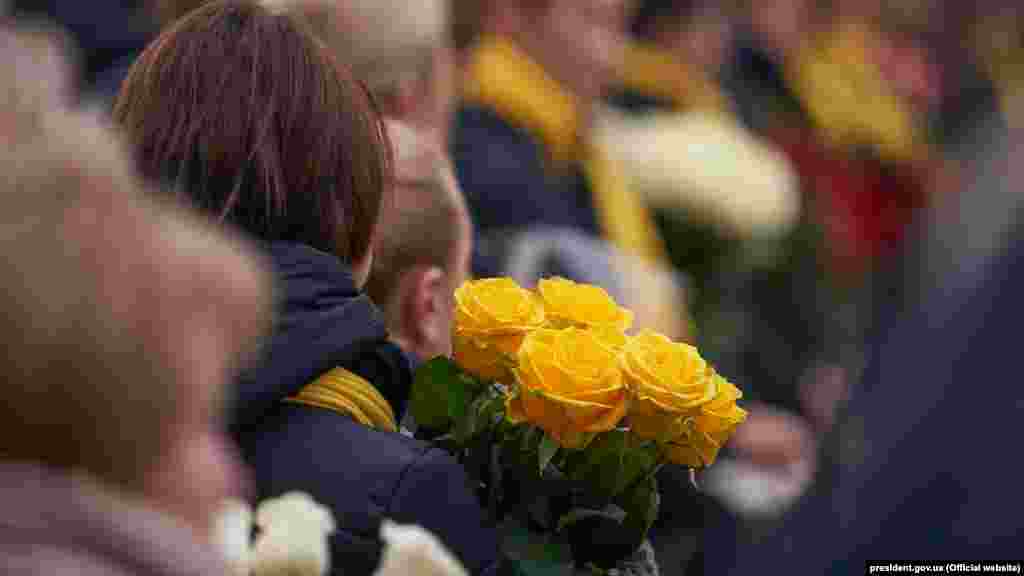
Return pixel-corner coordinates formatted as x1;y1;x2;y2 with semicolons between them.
477;0;632;102
1;20;76;106
0;31;273;539
746;0;812;59
291;0;455;147
364;120;472;362
113;0;391;288
870;1;942;109
630;0;733;71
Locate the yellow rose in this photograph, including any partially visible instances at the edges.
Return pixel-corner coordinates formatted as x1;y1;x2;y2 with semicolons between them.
452;278;546;381
537;277;633;331
620;331;718;443
589;324;629;352
506;328;628;449
665;374;747;468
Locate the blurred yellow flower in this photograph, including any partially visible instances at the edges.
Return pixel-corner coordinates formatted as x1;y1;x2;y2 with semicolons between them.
665;374;747;468
620;331;717;443
537;277;633;332
452;278;546;381
506;328;628;448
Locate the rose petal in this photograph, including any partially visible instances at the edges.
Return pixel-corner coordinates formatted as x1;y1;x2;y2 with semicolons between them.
537;389;627;430
537;278;633;331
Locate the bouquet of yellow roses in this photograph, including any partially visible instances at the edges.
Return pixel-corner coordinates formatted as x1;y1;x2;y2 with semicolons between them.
410;277;746;575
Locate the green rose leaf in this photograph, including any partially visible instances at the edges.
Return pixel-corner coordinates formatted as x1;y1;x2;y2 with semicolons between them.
455;390;494;443
565;430;626;501
447;377;469;423
616;474;660;542
411;357;465;431
520;426;543;453
616;438;661;495
568;430;663;501
538;434;560;474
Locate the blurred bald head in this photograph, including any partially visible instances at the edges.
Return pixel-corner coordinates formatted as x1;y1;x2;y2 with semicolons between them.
0;28;272;537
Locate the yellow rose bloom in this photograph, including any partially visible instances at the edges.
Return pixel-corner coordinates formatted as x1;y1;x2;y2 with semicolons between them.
452;278;546;381
665;374;747;468
537;277;633;331
589;324;629;352
620;331;718;443
506;328;628;449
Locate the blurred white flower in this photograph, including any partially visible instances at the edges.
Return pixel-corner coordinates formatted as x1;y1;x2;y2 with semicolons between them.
374;520;469;576
250;493;336;576
595;109;800;241
213;493;468;576
212;492;335;576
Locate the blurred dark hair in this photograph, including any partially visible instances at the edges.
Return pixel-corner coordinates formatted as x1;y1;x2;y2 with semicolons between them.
364;123;462;323
113;0;391;265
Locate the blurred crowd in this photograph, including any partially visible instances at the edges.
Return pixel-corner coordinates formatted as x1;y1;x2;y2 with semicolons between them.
1;0;1022;575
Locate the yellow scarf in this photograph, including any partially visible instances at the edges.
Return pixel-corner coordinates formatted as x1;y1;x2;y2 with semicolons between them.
286;367;398;433
461;36;666;265
618;42;728;114
789;21;926;162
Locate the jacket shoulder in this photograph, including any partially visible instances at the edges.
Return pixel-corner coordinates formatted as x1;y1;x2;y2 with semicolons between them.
387;447;501;576
452;105;547;180
242;412;500;574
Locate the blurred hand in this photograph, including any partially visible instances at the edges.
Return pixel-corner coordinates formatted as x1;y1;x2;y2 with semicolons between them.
728;403;816;469
799;364;849;432
702;404;817;517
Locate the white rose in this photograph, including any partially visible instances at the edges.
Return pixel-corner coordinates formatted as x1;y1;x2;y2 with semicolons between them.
212;493;336;576
374;521;469;576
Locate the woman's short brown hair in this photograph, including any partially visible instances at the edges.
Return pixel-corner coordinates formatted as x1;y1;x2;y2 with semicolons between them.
114;0;391;265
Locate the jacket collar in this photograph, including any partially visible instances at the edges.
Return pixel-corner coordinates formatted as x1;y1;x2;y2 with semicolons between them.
231;243;412;433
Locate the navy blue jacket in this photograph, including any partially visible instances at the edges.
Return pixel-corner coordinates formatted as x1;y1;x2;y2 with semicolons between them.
231;243;501;576
452;104;600;277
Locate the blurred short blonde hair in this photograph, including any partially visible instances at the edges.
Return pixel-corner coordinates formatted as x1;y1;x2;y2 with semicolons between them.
0;27;271;495
365;120;466;324
287;0;448;98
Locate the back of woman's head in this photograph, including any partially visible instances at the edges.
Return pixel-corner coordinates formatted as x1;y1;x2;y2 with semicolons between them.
114;0;390;265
